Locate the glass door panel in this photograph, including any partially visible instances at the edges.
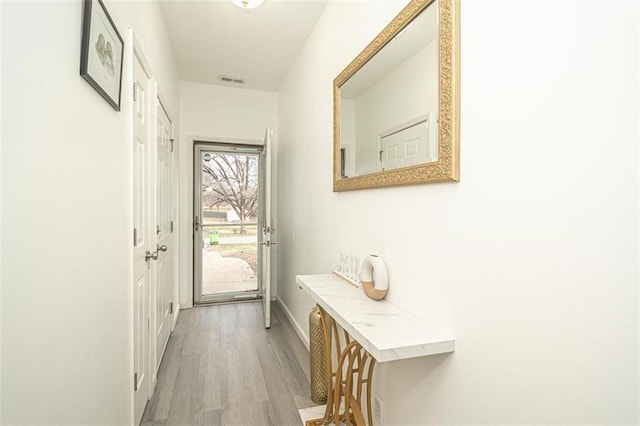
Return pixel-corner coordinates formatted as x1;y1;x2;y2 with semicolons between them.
201;223;258;295
194;145;263;304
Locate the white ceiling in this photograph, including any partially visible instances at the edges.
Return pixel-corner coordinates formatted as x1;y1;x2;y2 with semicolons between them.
159;0;328;91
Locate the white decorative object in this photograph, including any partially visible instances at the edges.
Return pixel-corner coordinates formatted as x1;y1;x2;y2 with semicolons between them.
361;255;388;300
333;252;362;287
352;255;360;280
331;269;359;287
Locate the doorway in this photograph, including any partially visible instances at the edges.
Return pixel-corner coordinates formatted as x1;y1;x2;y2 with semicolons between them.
131;34;177;424
193;143;264;304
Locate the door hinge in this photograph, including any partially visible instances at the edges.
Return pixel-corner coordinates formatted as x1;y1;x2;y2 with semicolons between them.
134;372;138;391
156;225;161;235
170;302;173;314
133;228;137;247
170;139;175;152
170;221;174;233
133;83;137;102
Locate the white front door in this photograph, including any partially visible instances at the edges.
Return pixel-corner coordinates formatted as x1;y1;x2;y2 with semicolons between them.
132;49;151;426
192;135;274;314
193;144;262;303
260;129;273;329
153;101;173;375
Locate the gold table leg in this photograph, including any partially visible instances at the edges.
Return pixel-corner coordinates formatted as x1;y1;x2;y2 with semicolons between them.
306;305;376;426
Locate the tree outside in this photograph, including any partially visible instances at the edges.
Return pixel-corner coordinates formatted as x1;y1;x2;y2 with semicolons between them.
200;152;260;293
202;152;259;233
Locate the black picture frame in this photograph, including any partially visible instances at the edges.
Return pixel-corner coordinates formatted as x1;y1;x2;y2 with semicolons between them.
80;0;124;111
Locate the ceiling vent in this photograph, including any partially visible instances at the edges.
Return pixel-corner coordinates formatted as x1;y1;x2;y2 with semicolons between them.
219;75;245;85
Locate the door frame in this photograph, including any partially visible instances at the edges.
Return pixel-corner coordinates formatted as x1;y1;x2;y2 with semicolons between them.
182;135;273;308
157;90;180;329
128;29;179;424
128;28;154;426
192;141;266;305
151;92;176;384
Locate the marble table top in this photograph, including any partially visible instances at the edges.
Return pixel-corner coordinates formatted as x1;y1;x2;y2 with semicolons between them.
296;274;455;362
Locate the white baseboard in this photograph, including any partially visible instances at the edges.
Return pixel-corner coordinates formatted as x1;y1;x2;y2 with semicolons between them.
171;303;180;331
277;295;309;351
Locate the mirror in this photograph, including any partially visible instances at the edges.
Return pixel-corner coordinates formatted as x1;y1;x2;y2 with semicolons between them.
333;0;459;191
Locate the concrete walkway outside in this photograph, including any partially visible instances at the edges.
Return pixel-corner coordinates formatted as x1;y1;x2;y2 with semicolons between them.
202;249;257;294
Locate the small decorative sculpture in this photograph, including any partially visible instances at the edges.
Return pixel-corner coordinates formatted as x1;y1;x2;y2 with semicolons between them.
361;255;388;300
333;252;361;287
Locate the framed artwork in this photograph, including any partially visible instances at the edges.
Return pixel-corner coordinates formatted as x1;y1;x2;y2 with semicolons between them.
80;0;124;111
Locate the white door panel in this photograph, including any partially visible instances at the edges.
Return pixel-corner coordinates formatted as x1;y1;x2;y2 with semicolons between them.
261;128;273;329
154;102;173;374
132;51;151;426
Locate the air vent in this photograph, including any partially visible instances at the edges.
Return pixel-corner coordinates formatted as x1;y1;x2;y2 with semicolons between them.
219;75;245;85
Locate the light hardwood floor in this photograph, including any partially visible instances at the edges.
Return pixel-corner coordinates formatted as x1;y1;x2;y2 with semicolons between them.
141;301;315;426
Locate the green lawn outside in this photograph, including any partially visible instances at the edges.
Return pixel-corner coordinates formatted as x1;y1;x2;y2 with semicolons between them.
202;219;258;237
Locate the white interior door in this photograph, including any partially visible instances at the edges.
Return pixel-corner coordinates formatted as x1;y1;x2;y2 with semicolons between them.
132;49;151;426
154;101;173;377
380;115;432;171
260;129;273;329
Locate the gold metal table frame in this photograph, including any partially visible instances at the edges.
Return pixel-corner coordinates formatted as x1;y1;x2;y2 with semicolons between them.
307;305;376;426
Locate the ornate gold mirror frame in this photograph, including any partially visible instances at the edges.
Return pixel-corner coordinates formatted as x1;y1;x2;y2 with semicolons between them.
333;0;460;192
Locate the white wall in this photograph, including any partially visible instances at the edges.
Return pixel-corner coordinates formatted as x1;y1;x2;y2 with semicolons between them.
277;0;639;424
178;81;278;307
0;2;4;421
1;0;179;423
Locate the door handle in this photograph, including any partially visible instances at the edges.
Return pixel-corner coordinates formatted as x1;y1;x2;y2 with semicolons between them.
145;251;158;262
157;244;168;252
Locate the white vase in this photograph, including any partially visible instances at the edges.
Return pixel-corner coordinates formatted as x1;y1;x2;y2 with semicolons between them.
360;255;388;300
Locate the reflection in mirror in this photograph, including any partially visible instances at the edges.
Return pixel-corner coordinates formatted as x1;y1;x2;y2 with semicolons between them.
340;3;438;178
333;0;459;191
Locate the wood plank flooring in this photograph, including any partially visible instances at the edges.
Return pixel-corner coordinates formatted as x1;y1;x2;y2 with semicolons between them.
141;301;315;426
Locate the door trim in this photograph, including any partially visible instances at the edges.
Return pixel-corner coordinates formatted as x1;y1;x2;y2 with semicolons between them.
156;90;179;330
128;28;154;426
181;135;261;308
151;93;175;386
192;142;265;305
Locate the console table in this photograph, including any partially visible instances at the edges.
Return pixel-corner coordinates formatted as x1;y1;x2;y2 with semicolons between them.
296;274;455;425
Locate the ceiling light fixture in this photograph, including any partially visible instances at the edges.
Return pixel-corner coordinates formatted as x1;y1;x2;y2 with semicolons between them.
229;0;264;9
